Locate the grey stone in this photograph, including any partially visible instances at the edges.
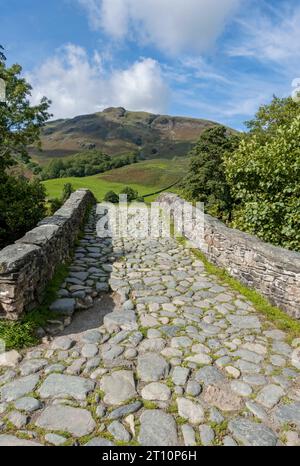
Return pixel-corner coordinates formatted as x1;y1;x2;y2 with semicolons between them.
100;370;136;405
107;401;142;420
256;384;284;408
19;359;48;376
137;353;169;382
199;424;215;446
104;311;137;332
194;366;225;385
228;417;277;446
139;410;178;446
171;337;192;348
227;315;261;329
36;405;96;437
181;424;196;446
45;433;66;446
230;381;253;397
51;336;74;350
0;350;22;367
49;298;76;316
14;397;41;413
172;366;190;386
0;435;41;446
223;436;237;446
102;345;124;360
138;338;166;353
245;401;268;421
108;421;131;442
38;374;95;401
141;383;171;401
81;344;98;358
274;402;300;428
8;410;28;429
0;374;40;402
85;437;115;446
177;398;205;424
81;330;102;344
209;407;224;424
186;381;202;396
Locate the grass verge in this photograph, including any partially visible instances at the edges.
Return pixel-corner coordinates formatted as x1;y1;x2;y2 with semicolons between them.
177;235;300;341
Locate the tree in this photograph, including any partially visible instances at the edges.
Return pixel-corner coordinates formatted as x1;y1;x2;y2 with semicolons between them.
0;47;51;248
180;126;239;220
120;186;139;202
224;114;300;251
104;191;119;203
245;96;300;144
0;47;51;175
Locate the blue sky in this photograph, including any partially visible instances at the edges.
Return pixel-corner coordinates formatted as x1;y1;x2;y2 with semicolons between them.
1;0;299;130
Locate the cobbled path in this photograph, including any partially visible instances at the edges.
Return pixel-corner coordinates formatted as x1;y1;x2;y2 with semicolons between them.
0;206;300;446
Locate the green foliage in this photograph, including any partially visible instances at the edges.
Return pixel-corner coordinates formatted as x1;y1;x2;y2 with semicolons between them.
0;47;50;248
41;150;139;180
103;190;119;203
224;113;300;251
120;186;139;202
61;182;74;202
0;177;46;248
0;46;51;172
180;126;239;221
245;96;300;144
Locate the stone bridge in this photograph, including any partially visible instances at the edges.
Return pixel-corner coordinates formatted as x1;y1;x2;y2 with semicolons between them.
0;190;299;446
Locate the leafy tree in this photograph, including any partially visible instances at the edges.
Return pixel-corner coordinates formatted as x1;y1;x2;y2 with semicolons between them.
0;46;51;174
120;186;139;202
224;115;300;251
245;96;300;144
104;191;119;204
0;47;50;248
180;126;239;220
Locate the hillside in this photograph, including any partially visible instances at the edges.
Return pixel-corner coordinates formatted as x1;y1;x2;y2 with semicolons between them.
42;158;188;201
30;107;220;164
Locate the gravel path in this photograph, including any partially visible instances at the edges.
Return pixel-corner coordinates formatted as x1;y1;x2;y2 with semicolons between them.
0;206;300;446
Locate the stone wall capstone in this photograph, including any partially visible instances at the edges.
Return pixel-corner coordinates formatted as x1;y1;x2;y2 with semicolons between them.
158;193;300;319
0;189;95;320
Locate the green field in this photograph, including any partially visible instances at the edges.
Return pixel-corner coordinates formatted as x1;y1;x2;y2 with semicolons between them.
43;158;188;201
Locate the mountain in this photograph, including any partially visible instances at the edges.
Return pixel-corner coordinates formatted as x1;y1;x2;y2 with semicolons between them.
30;107;221;164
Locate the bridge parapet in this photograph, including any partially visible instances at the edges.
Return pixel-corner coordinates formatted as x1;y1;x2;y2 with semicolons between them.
158;193;300;319
0;189;95;320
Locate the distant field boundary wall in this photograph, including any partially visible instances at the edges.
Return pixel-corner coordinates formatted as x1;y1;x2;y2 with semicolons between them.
158;193;300;319
0;189;95;320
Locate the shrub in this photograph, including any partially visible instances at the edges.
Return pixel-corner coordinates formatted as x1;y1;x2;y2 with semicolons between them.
0;176;46;248
224;115;300;251
104;191;119;203
120;186;139;202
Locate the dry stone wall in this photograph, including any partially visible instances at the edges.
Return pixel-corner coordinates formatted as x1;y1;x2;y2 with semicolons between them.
158;193;300;319
0;189;95;320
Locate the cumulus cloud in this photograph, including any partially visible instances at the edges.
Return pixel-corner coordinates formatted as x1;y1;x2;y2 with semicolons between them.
28;44;169;119
78;0;241;55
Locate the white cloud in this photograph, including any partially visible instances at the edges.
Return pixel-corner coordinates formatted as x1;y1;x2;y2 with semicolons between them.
228;5;300;67
28;44;169;119
78;0;241;55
